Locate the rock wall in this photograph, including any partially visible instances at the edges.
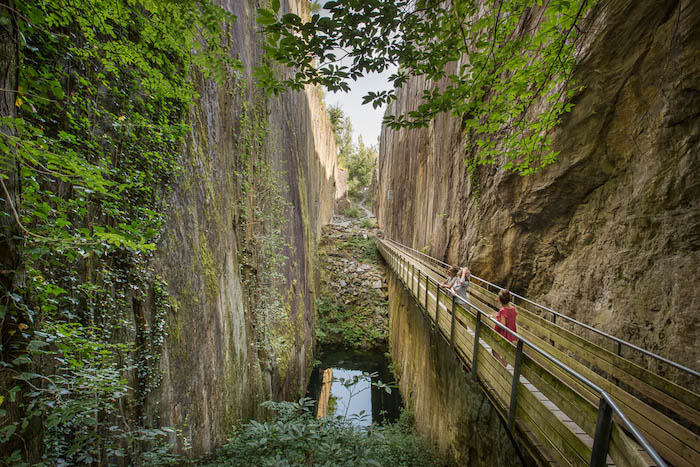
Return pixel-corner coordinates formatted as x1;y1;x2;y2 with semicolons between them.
376;0;700;386
147;0;339;454
387;273;529;465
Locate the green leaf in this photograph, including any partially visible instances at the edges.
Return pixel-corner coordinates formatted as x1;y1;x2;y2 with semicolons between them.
257;8;276;25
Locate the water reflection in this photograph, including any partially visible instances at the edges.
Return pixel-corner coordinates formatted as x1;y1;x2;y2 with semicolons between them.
307;349;402;426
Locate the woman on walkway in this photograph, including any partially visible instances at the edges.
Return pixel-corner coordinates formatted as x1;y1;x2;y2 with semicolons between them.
491;289;518;366
440;265;470;302
494;289;517;343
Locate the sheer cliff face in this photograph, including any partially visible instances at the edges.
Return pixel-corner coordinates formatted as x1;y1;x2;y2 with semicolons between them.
147;1;338;453
377;0;700;381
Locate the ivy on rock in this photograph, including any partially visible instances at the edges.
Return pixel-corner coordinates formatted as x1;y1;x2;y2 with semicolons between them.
0;0;236;463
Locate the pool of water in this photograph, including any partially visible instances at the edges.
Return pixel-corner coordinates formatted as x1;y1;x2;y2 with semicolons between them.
306;349;403;426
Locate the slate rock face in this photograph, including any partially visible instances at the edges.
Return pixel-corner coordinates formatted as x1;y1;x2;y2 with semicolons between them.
146;0;341;454
376;0;700;388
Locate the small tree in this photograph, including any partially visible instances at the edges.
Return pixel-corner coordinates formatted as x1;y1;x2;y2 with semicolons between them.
327;104;354;168
348;138;377;190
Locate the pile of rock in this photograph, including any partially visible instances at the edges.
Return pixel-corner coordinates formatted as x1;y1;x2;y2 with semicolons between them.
317;212;389;349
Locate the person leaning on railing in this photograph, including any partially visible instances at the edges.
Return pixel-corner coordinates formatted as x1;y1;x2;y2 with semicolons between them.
490;289;518;366
439;265;470;301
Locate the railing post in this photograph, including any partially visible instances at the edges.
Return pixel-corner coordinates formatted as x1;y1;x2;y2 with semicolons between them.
508;340;524;430
402;255;406;282
413;263;417;295
424;274;429;313
550;313;557;348
435;286;440;331
613;341;623;386
414;266;419;299
404;256;407;284
472;311;481;379
590;397;614;467
450;296;456;349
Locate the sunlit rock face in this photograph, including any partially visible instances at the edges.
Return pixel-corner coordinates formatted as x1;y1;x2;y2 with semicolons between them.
145;0;340;454
376;0;700;387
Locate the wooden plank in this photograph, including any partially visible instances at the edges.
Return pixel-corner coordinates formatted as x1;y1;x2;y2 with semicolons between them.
518;316;700;459
519;352;649;466
475;331;589;467
515;306;700;424
516;386;589;467
475;343;514;409
609;423;655;467
470;282;700;422
468;284;699;466
515;402;572;467
384;247;695;466
520;329;700;467
519;353;598;437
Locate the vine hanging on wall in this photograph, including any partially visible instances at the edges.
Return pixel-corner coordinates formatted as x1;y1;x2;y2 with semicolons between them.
0;0;237;463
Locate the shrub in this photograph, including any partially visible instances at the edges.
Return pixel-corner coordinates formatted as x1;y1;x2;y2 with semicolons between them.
361;218;376;229
199;400;446;467
344;206;362;218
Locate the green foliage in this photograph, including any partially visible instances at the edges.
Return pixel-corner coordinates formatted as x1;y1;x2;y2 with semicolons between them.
339;236;377;261
256;0;597;174
327;105;377;192
347;138;378;192
316;296;369;348
199;399;446;467
343;206;362;218
361;217;376;229
327;104;354;168
0;0;235;463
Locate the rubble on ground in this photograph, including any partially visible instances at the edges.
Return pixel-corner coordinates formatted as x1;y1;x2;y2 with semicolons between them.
317;211;388;350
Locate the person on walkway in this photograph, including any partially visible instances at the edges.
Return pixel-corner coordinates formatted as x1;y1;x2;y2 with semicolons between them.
494;289;517;343
440;264;470;302
491;289;518;366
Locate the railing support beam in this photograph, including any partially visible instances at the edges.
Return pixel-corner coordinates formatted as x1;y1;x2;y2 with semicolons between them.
411;262;415;294
590;397;614;467
450;296;456;349
472;311;481;379
508;340;524;430
424;274;429;315
435;287;440;331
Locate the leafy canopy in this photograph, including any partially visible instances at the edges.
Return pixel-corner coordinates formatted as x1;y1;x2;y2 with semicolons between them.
256;0;596;174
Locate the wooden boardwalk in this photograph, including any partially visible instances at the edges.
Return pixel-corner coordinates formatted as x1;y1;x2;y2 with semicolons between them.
377;238;700;467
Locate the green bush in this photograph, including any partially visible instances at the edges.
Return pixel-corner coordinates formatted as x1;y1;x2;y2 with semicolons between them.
362;237;378;260
199;400;446;467
344;206;362;218
361;218;376;229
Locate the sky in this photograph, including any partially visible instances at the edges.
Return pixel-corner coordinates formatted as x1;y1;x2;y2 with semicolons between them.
326;69;396;149
316;1;397;149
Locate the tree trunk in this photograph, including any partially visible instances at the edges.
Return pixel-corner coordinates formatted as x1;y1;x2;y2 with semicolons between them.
0;1;21;302
0;0;29;461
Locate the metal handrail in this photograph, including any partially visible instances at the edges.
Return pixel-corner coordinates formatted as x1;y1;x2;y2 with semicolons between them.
384;237;700;378
379;240;667;466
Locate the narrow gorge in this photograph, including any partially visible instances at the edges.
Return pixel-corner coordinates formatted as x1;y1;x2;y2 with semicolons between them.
1;0;698;466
